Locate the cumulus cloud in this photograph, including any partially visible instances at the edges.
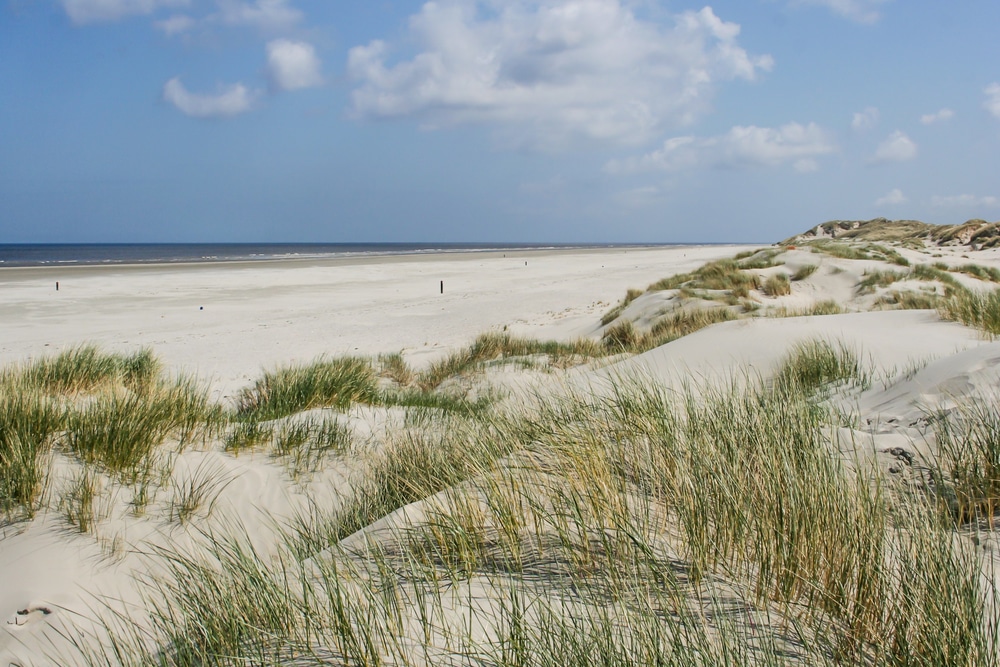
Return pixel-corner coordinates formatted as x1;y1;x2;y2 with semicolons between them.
871;130;917;163
266;40;323;91
931;194;999;208
985;83;1000;120
61;0;189;24
875;188;907;206
605;122;835;173
790;0;889;24
851;107;879;130
348;1;773;148
163;77;257;118
216;0;302;31
920;108;954;125
155;13;196;35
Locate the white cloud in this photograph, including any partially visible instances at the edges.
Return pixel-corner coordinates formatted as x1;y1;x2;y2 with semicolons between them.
871;130;917;163
266;40;323;91
155;13;195;35
931;194;999;208
851;106;879;130
216;0;301;31
605;122;835;173
790;0;889;24
875;188;907;206
61;0;188;24
985;83;1000;120
163;77;257;118
348;2;773;148
920;108;954;125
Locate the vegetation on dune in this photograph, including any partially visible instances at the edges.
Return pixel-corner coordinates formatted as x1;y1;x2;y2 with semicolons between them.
599;287;643;326
761;273;791;297
72;366;999;666
8;344;161;395
235;357;379;421
939;287;1000;337
790;264;817;281
649;258;762;293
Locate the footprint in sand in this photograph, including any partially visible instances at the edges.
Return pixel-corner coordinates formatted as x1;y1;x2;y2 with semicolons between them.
5;606;52;629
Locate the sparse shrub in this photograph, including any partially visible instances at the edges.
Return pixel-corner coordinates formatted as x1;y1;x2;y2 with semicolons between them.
168;459;232;524
649;259;760;293
378;353;414;386
773;338;869;393
762;273;791;297
0;384;64;518
809;299;843;315
67;378;218;480
857;269;906;294
61;467;106;533
16;345;160;395
225;419;274;452
791;264;818;281
953;263;1000;283
236;357;378;421
939;287;1000;336
601;320;638;351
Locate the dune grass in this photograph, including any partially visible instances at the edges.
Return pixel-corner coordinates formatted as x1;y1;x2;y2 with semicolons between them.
236;357;379;421
74;367;999;666
761;273;791;297
11;345;161;395
791;264;818;281
649;258;761;293
600;287;643;325
939;287;1000;336
67;377;222;481
417;332;602;390
952;263;1000;283
0;382;64;519
807;240;910;266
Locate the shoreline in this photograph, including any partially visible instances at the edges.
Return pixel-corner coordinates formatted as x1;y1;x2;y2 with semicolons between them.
0;242;757;274
0;244;759;398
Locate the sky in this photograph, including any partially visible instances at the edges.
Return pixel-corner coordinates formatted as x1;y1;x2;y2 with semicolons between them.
1;0;999;244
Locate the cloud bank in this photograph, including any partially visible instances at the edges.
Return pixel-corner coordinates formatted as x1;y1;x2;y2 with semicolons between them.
163;77;257;118
605;122;835;173
920;108;953;125
985;83;1000;120
871;130;916;163
61;0;189;24
790;0;889;24
348;1;773;148
851;107;879;130
875;188;907;206
266;39;323;90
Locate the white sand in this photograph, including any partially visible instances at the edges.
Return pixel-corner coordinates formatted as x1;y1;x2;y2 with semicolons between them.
5;241;1000;664
0;245;750;399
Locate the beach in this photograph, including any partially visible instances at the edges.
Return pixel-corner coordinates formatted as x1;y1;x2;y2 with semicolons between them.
0;245;749;398
3;236;1000;665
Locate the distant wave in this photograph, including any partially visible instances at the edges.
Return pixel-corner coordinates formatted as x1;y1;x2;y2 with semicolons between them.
0;242;675;268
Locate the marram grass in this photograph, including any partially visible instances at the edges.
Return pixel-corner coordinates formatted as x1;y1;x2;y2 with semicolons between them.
70;371;999;667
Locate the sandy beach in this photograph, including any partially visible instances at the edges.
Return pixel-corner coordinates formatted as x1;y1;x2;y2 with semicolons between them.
0;245;749;399
4;235;1000;665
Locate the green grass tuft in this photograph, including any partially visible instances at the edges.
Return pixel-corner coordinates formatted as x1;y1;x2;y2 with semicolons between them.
236;357;378;421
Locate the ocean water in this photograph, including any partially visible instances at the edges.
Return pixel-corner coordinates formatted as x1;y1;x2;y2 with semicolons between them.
0;243;637;268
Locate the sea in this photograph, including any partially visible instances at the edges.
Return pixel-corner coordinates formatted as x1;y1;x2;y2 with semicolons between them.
0;243;657;268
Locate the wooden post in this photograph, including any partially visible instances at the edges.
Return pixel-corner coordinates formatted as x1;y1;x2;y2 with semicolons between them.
440;280;443;294
55;281;59;291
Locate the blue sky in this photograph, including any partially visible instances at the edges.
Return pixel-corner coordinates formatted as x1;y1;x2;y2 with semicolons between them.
1;0;999;243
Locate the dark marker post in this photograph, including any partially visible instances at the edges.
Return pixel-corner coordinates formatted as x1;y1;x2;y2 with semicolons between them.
55;282;59;291
440;280;443;294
